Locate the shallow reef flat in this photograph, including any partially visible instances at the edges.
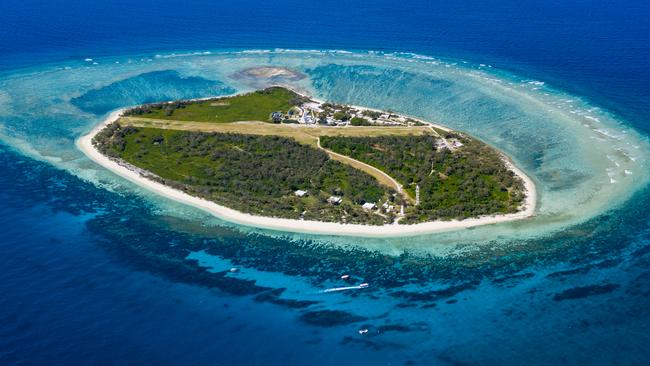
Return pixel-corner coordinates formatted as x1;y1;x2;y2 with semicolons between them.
0;49;647;245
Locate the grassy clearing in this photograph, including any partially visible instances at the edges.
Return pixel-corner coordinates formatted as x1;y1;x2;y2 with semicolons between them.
124;87;299;123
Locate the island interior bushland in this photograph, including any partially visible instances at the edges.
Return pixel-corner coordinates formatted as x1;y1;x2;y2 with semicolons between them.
92;87;526;226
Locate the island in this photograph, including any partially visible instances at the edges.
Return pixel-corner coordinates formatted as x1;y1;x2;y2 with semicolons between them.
77;86;535;236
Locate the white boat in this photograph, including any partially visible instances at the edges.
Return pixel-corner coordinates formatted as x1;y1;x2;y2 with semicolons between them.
322;283;370;293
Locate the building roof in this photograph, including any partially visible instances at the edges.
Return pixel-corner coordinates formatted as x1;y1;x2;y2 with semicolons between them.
328;196;343;204
362;202;376;210
303;102;323;113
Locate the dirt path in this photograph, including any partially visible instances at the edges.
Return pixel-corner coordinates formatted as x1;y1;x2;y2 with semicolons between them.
122;116;417;201
316;137;413;202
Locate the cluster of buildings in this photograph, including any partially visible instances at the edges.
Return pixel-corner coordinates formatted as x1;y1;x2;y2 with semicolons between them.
368;113;410;126
294;190;401;216
272;100;424;128
435;137;464;151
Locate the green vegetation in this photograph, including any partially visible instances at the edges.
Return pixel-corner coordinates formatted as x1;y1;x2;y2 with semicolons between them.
362;110;382;119
320;134;525;223
93;123;395;225
95;87;527;226
123;87;300;123
350;117;372;126
332;111;350;121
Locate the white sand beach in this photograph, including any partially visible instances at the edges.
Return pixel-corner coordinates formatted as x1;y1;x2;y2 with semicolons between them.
76;108;536;238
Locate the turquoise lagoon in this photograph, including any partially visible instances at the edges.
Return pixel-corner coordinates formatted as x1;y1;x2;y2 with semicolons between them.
0;50;648;250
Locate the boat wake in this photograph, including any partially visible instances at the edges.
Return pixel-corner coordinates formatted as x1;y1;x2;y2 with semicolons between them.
321;283;369;293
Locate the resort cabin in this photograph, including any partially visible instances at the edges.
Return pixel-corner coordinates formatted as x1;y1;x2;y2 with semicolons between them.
294;190;308;197
362;202;377;210
328;196;343;205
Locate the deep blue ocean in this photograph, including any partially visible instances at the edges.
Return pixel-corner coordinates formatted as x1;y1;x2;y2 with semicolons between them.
1;1;650;365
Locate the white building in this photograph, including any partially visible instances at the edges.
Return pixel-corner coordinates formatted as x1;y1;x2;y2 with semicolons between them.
362;202;377;210
381;201;394;212
295;190;308;197
328;196;343;205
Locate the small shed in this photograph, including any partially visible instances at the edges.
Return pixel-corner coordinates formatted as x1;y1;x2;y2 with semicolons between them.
295;190;308;197
362;202;377;210
328;196;343;205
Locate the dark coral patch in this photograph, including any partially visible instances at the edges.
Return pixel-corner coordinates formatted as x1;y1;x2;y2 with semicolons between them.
299;310;367;327
552;284;620;301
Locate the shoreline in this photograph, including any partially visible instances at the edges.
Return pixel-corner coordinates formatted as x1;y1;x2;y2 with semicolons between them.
76;103;537;238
